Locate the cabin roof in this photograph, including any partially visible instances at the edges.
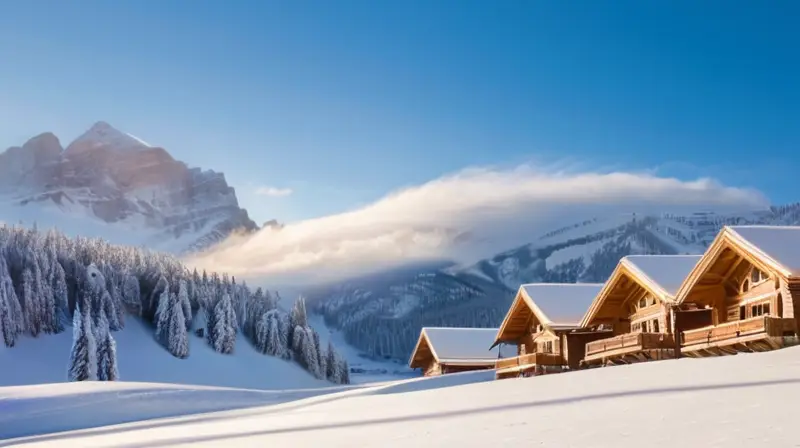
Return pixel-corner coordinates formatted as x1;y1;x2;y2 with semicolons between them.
675;225;800;304
520;283;605;326
493;283;604;346
580;255;701;327
408;327;513;368
727;226;800;277
622;255;702;298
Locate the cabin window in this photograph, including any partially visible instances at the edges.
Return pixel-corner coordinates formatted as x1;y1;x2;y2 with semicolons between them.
751;267;767;285
651;319;659;333
742;278;750;293
751;303;770;317
739;305;746;320
650;297;657;306
631;322;640;332
638;298;647;308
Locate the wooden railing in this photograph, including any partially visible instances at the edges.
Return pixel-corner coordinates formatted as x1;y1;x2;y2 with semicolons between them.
585;332;675;358
494;352;563;370
682;315;795;347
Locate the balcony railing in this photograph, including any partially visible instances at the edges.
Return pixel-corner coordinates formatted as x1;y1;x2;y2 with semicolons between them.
681;315;795;348
585;332;675;361
494;352;563;370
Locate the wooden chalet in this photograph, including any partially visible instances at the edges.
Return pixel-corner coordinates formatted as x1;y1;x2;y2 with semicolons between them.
579;255;702;366
673;226;800;357
408;327;513;376
491;283;608;379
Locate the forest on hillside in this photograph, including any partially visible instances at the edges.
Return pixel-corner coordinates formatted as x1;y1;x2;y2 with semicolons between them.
0;224;349;384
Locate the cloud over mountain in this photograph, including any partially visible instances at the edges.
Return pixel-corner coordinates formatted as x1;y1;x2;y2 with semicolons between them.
184;166;768;287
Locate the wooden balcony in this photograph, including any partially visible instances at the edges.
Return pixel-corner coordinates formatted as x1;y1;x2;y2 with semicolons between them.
494;352;564;379
584;332;675;365
681;315;796;356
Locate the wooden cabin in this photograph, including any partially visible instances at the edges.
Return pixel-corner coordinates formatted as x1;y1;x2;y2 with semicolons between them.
673;226;800;357
580;255;702;366
408;327;513;376
491;283;608;379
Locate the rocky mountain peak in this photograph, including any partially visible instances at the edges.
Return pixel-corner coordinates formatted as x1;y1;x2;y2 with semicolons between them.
64;121;152;155
1;122;258;252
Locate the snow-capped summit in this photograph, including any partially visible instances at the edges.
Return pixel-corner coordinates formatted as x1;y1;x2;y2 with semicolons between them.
65;121;152;155
0;122;257;252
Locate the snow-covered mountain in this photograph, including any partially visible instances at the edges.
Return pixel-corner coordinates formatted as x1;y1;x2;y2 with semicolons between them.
0;121;257;252
309;204;800;362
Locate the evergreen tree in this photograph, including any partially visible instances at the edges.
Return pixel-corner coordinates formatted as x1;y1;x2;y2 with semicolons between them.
290;296;308;328
67;300;96;382
52;260;69;331
167;297;189;358
95;311;119;381
122;274;141;315
21;268;40;337
154;289;171;342
338;357;350;385
178;280;192;330
212;293;236;354
325;340;339;382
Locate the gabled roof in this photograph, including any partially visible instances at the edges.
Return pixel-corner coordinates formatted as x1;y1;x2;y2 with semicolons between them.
580;255;701;328
725;226;800;277
408;327;513;368
622;255;702;298
675;225;800;304
493;283;604;346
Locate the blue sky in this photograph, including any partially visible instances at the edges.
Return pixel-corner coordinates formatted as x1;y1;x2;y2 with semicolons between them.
1;0;798;225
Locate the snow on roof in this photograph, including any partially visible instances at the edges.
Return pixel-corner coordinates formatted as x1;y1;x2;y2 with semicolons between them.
728;226;800;276
422;327;513;362
520;283;604;327
622;255;702;298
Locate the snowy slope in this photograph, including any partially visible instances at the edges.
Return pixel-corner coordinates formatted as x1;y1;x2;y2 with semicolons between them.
307;314;415;384
0;317;329;390
4;345;800;446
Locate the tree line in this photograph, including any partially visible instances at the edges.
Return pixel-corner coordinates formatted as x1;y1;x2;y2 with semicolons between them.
0;224;348;384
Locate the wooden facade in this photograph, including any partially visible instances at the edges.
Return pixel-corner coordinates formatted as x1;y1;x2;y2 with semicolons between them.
408;327;505;377
673;226;800;357
492;283;607;379
580;256;701;366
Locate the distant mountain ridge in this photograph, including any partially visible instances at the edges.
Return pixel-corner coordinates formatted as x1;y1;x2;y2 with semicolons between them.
309;205;800;362
0;122;257;252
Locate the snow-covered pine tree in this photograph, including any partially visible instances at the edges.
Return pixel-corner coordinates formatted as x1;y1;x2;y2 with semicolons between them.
277;312;292;360
254;312;269;354
264;310;283;357
21;268;41;337
67;300;96;382
95;310;119;381
290;296;308;328
325;340;339;382
34;254;58;335
302;327;322;379
177;280;192;331
337;357;350;384
122;274;141;315
291;324;306;364
105;270;125;330
167;295;189;358
154;289;172;342
52;259;69;331
0;256;19;347
312;330;325;379
212;293;236;354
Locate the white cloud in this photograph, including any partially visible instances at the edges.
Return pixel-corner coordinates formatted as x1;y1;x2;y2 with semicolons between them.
255;186;293;197
184;166;768;288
